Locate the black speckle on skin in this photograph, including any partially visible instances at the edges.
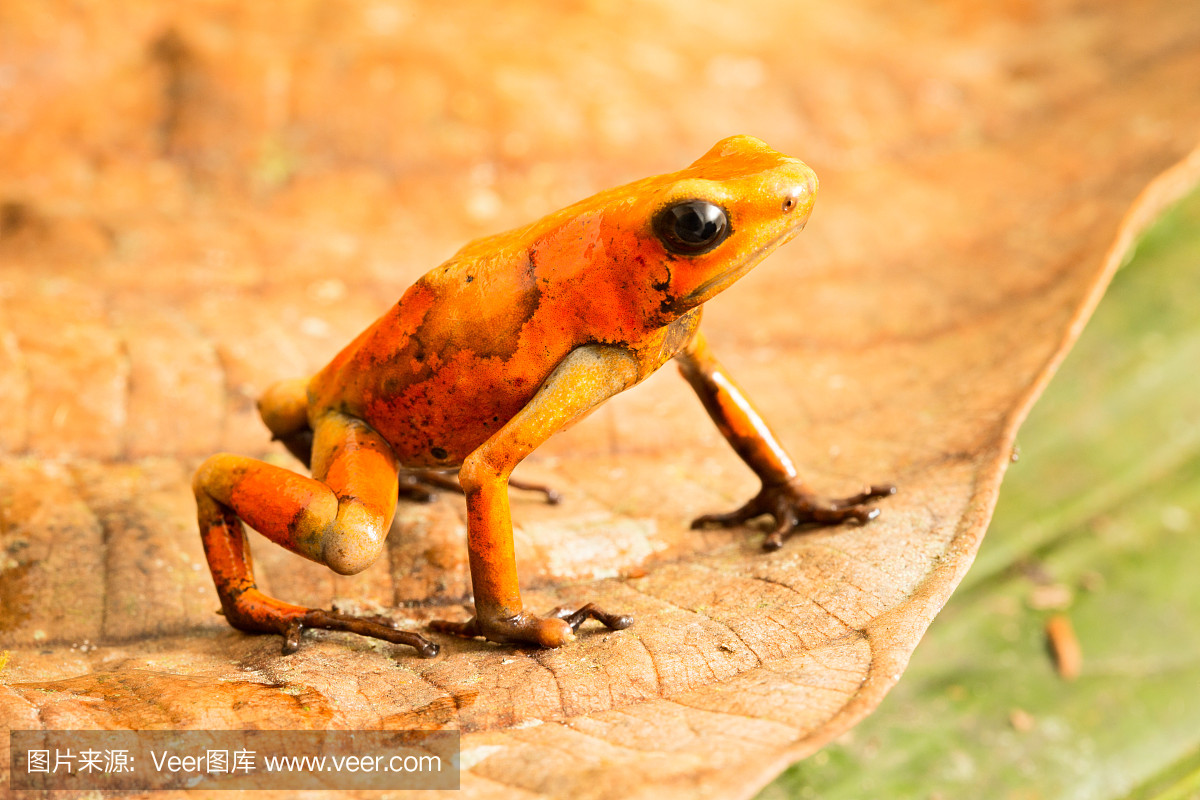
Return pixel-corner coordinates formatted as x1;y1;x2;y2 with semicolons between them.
465;275;474;283
431;447;448;460
286;505;309;537
651;264;672;292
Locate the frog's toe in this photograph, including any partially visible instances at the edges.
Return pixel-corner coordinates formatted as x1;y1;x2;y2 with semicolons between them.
285;608;440;657
430;605;627;649
509;477;562;505
431;611;571;647
799;484;896;527
690;498;762;530
398;470;561;505
550;602;634;633
429;615;482;639
828;484;898;510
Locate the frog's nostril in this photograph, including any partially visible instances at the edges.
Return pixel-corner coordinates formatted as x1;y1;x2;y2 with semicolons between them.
782;174;817;214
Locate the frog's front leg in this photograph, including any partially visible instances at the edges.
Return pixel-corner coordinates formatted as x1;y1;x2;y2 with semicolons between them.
193;413;439;657
676;330;895;551
430;345;637;648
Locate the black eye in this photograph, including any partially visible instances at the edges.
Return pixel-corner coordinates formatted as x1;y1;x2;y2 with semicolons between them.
653;200;729;255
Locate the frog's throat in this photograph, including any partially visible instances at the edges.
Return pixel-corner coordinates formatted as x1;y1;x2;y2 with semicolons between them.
678;225;805;310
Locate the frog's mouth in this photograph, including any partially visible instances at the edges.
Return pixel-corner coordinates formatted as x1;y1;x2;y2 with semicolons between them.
677;223;806;310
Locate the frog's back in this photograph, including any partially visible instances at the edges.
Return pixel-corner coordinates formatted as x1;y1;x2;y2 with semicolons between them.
308;239;579;468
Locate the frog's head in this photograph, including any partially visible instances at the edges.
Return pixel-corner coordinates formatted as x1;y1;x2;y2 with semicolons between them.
641;135;817;321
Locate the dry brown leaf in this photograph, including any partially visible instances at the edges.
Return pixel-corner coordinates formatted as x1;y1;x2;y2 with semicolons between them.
3;1;1200;798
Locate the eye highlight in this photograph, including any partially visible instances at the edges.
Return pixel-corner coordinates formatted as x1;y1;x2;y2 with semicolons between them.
653;200;729;255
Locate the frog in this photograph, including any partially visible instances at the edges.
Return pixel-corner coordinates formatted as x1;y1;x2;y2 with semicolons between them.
193;135;894;659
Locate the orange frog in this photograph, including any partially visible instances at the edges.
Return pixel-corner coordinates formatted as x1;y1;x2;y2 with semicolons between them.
193;135;894;658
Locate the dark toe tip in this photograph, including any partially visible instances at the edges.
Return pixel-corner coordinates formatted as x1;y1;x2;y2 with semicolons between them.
609;615;634;631
281;621;304;654
417;641;440;658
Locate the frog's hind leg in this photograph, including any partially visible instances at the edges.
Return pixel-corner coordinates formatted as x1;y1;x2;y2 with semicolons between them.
259;379;559;508
259;377;315;467
398;469;561;505
193;412;439;657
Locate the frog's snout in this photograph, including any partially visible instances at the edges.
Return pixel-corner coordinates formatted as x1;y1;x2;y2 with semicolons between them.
778;168;818;222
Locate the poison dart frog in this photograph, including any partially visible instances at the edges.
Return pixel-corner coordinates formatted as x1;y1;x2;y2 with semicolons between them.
193;135;894;658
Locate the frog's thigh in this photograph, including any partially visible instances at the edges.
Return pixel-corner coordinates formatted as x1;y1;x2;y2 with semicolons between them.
197;414;399;576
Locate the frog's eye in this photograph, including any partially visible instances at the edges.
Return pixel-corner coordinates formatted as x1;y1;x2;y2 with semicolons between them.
653;200;729;256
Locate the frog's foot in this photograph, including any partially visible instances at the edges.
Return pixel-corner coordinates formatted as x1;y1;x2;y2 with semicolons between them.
398;469;561;505
692;481;896;551
223;588;439;658
430;604;632;648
